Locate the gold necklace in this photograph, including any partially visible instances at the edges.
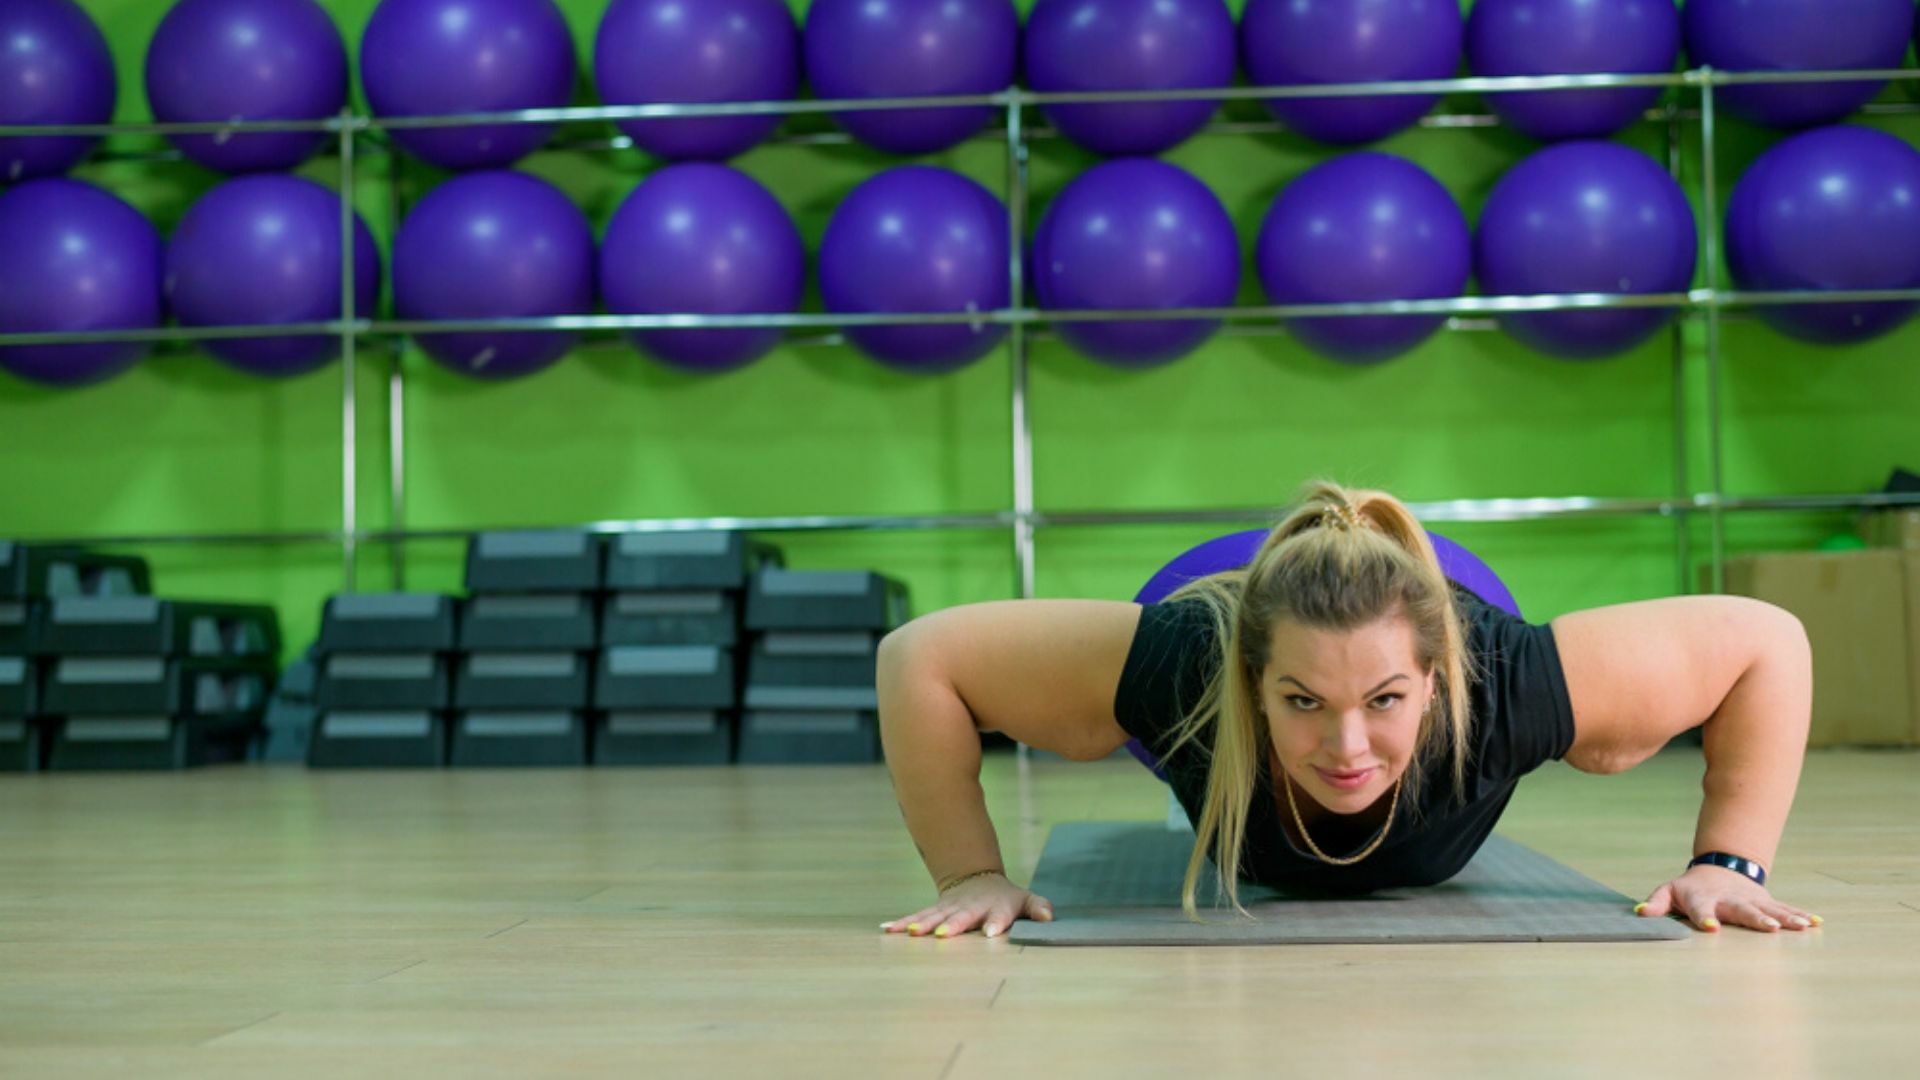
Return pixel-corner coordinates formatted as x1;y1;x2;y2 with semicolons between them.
1283;767;1401;866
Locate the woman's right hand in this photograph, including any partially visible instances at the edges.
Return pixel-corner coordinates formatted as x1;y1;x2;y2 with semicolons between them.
880;873;1054;939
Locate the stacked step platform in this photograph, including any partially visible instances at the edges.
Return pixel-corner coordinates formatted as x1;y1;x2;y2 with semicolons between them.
1;542;279;772
739;568;909;764
304;529;911;768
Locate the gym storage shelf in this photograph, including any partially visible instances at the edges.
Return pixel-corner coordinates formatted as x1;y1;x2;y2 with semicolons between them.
6;69;1920;608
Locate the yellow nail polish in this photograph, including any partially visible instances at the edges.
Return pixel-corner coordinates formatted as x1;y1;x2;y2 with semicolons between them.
1703;918;1719;930
1810;914;1824;926
934;925;950;938
1634;903;1647;915
907;923;921;932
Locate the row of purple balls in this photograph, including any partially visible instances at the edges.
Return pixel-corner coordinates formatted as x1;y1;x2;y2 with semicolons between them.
9;123;1920;389
6;0;1920;182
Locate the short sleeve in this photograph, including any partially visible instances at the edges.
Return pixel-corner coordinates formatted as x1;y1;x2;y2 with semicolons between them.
1453;585;1578;782
1112;599;1220;758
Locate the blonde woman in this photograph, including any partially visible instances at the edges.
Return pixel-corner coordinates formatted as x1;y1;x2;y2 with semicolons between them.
876;480;1821;938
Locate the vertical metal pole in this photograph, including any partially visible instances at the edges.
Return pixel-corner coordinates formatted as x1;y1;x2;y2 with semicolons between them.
1665;103;1693;595
338;111;359;593
1699;71;1727;593
1007;91;1036;604
386;147;406;591
1005;89;1037;793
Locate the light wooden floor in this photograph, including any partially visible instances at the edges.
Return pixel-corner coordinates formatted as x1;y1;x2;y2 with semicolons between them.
0;746;1914;1079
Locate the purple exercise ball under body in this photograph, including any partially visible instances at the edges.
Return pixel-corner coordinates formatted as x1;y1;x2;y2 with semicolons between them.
1124;527;1519;782
1466;0;1681;142
0;178;160;387
1725;125;1920;345
595;0;799;162
1242;0;1463;145
600;164;805;374
1023;0;1237;157
804;0;1018;156
1032;159;1240;369
819;166;1010;375
1256;153;1470;365
166;175;380;378
1475;142;1697;360
362;0;576;170
144;0;347;173
393;171;595;380
1683;0;1915;130
0;0;115;183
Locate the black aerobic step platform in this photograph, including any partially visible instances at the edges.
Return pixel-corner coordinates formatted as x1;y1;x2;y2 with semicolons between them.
453;653;591;711
0;542;151;599
318;593;458;653
744;570;909;632
458;594;598;652
41;658;271;717
594;645;736;710
736;710;880;764
464;530;603;593
742;632;881;711
593;711;732;766
601;591;739;647
0;656;34;717
603;531;782;591
308;711;448;768
30;598;279;659
449;711;589;767
0;717;40;772
315;654;450;711
46;712;259;771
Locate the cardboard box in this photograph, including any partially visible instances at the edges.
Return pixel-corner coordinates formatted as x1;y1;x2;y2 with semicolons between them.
1862;509;1920;550
1709;551;1918;748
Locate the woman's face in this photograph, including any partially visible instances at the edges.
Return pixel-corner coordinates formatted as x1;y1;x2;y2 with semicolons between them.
1259;614;1435;814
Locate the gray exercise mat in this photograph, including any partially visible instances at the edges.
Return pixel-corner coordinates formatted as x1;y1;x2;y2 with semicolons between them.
1006;822;1690;946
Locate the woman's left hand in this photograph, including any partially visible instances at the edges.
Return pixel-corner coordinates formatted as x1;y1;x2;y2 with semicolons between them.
1635;864;1823;933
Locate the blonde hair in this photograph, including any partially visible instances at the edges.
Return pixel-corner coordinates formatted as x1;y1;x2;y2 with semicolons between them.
1155;479;1482;922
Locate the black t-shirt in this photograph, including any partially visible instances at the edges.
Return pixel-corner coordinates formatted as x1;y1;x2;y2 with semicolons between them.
1113;583;1577;895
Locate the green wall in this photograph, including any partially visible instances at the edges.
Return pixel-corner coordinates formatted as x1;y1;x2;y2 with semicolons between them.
4;0;1917;663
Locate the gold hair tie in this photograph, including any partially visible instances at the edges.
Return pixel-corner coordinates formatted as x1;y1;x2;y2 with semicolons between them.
1322;502;1363;532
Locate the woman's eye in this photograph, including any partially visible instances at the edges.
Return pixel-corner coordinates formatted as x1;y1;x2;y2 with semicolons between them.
1285;696;1318;711
1372;694;1403;710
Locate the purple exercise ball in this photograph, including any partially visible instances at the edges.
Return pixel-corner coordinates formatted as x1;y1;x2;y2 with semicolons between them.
819;166;1010;375
1243;0;1463;145
804;0;1018;156
1023;0;1237;157
1125;527;1520;781
600;164;805;374
1684;0;1915;130
0;0;115;183
1725;125;1920;345
144;0;347;174
1466;0;1681;142
1032;159;1240;369
0;178;160;387
594;0;799;162
1256;153;1470;365
393;171;595;380
166;175;380;378
1475;141;1697;360
362;0;576;171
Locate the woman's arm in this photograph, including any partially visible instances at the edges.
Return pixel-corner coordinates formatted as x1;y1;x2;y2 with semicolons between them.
1550;596;1817;931
875;600;1141;890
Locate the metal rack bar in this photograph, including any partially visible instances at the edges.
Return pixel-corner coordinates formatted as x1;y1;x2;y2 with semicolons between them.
1663;101;1693;596
21;494;1918;551
1700;73;1729;594
337;110;359;593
